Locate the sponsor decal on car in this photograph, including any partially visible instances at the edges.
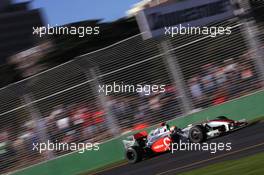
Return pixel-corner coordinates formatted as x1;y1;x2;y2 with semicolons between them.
151;137;171;152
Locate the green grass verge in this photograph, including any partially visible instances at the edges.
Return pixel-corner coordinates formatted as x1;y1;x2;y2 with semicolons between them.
79;160;127;175
251;116;264;123
178;153;264;175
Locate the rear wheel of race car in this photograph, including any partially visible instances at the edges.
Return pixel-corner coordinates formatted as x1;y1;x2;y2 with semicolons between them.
125;147;142;163
189;126;206;143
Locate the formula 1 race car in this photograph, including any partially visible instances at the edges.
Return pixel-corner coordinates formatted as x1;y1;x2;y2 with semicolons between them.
122;116;247;163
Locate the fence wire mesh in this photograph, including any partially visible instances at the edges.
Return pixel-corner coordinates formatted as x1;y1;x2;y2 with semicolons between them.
0;16;264;174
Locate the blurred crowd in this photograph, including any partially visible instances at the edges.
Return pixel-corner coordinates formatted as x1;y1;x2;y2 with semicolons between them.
0;83;182;173
1;49;263;173
188;52;262;108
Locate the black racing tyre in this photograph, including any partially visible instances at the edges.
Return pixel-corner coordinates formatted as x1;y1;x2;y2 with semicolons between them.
171;131;181;143
189;126;206;143
125;147;142;163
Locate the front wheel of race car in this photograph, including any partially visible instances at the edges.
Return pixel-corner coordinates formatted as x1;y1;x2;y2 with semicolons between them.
188;126;206;143
125;147;142;163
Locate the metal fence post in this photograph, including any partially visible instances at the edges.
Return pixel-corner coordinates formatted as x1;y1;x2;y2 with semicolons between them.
235;0;264;83
89;68;120;137
75;59;121;137
74;58;121;137
241;20;264;83
23;92;54;160
160;39;193;114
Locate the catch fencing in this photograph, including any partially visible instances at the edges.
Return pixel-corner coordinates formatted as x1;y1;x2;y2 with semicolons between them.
1;16;264;174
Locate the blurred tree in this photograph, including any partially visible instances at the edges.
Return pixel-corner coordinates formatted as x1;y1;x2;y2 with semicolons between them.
0;17;140;88
39;17;140;68
0;64;21;88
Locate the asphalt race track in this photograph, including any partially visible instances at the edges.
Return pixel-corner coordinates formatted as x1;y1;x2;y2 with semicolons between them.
95;121;264;175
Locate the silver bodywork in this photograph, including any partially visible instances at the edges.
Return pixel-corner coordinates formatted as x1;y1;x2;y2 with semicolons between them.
122;118;247;149
182;118;247;139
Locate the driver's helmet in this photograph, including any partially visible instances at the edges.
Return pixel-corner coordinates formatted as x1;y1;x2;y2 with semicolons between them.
160;122;166;127
159;122;170;132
